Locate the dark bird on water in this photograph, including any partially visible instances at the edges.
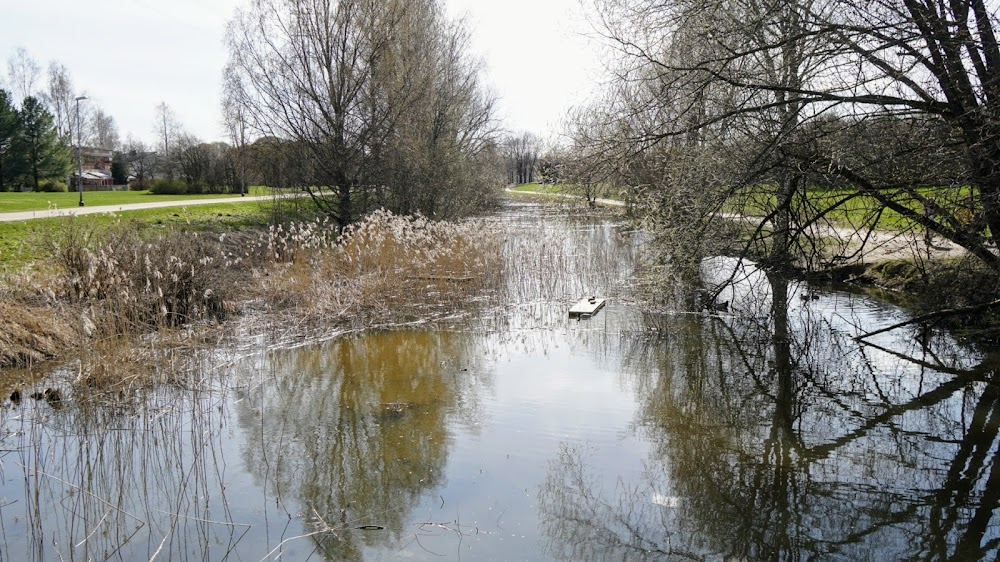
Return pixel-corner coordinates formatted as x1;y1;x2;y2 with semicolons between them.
44;388;62;404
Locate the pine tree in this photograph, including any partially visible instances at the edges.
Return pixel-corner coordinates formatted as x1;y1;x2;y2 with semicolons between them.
16;96;70;189
111;151;128;184
0;90;19;192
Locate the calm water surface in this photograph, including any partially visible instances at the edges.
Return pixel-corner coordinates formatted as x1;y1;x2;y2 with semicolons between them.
0;202;997;561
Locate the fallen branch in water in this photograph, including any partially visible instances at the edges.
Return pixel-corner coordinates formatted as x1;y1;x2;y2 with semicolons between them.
854;298;1000;341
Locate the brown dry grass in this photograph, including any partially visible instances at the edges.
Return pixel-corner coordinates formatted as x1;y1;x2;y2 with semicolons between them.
0;301;78;368
0;210;503;384
264;210;503;322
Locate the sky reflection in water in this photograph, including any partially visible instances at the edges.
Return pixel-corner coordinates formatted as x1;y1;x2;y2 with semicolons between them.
0;202;997;561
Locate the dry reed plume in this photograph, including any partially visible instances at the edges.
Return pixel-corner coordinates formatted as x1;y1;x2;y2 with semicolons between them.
0;210;503;383
252;209;503;327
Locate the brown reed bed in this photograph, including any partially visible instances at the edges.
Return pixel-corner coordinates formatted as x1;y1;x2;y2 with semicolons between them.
0;301;77;368
0;209;504;390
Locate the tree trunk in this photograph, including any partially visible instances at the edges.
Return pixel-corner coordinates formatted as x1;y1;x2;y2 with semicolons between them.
771;173;800;268
337;179;352;231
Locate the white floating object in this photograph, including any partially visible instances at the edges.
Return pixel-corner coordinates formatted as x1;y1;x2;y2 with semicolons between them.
651;494;681;507
569;296;606;318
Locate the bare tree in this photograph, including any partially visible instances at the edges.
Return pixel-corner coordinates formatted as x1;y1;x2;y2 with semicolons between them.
122;135;156;183
42;62;75;141
579;0;1000;277
221;64;249;196
226;0;418;227
6;47;40;105
89;108;120;150
504;132;542;185
153;102;182;178
225;0;501;228
374;11;503;216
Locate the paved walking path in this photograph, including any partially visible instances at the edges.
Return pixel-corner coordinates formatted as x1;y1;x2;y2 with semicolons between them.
0;195;279;223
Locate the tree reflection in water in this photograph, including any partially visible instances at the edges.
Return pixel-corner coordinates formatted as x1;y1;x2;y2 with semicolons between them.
236;329;487;560
539;264;1000;561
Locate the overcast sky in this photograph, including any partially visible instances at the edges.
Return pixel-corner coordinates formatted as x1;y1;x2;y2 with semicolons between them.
0;0;603;146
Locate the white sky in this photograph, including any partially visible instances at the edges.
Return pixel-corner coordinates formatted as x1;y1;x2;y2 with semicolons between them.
0;0;603;146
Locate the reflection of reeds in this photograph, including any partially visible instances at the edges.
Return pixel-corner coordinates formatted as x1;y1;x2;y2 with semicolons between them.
475;205;644;342
498;211;642;306
0;377;250;561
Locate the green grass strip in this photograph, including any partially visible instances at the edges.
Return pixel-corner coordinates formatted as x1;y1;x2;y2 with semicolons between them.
0;186;274;213
0;202;274;273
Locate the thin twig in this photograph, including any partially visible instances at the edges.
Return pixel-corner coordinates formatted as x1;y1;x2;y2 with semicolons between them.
153;509;252;528
74;508;111;548
148;531;171;562
854;298;1000;341
257;529;328;562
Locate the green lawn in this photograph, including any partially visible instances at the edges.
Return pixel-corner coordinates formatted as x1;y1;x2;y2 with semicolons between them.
509;183;563;194
509;183;623;201
0;186;274;213
731;185;977;232
0;202;274;273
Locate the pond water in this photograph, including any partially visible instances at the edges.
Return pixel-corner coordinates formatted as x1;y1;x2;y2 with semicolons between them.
1;201;998;561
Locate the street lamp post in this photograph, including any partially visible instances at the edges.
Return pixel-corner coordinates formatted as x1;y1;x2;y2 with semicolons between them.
75;95;87;207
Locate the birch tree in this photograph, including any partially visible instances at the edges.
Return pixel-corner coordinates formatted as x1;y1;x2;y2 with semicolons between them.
6;47;40;105
90;108;120;150
43;62;75;141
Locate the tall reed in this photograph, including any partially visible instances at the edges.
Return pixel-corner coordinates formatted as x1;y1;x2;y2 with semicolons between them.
0;209;503;375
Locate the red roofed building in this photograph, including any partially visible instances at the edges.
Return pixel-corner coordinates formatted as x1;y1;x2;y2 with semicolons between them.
74;147;114;186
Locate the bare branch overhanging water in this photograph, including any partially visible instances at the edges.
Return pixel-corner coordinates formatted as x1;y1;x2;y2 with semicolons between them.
0;201;997;560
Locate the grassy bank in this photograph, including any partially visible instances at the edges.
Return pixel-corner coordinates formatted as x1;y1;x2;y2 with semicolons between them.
0;202;273;272
730;185;979;232
514;182;978;234
508;183;625;205
509;183;564;194
0;186;275;213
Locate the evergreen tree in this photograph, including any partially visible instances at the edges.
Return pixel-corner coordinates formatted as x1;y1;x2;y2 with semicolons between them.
16;96;70;189
0;89;19;192
111;151;128;184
